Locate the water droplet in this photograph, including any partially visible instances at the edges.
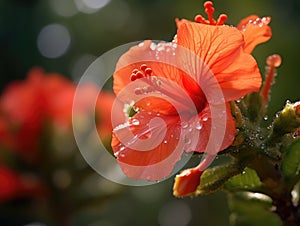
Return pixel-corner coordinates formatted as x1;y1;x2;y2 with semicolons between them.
120;146;125;151
202;116;208;122
181;121;189;129
195;121;202;130
263;115;268;120
188;128;193;132
146;102;151;106
163;140;168;144
242;171;246;174
131;119;140;125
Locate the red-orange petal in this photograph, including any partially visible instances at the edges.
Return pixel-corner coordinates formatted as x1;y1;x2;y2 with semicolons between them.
112;110;185;180
177;21;262;101
237;15;272;53
191;103;236;153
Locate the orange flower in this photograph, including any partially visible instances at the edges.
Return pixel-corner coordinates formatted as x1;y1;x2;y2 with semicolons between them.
112;2;262;181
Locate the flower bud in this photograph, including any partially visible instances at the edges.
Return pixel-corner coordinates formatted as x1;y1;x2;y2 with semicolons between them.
270;101;300;142
173;167;203;197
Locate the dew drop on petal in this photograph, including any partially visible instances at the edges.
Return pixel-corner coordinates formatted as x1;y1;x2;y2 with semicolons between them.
131;118;140;125
181;121;189;129
195;121;202;130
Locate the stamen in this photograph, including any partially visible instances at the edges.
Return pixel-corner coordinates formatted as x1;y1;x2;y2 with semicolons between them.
216;14;228;25
140;64;147;71
130;63;153;82
194;1;227;25
194;14;208;24
130;73;137;81
261;54;282;106
204;1;215;24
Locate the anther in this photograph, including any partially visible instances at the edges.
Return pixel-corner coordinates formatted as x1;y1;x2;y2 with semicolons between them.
135;71;144;79
140;64;148;71
216;14;228;25
132;69;139;74
194;14;208;24
194;1;227;25
145;67;152;75
130;73;137;81
204;1;215;24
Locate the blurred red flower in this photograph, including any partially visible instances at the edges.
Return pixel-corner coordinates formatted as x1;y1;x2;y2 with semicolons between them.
0;68;75;162
0;165;45;202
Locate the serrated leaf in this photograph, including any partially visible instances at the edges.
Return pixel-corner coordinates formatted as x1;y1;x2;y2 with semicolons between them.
224;167;264;192
281;138;300;179
194;162;242;196
228;192;281;226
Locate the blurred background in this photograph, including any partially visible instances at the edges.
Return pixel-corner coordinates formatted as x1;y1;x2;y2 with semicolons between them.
0;0;299;225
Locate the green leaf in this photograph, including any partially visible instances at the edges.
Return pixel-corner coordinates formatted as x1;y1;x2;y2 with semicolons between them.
228;192;282;226
194;162;242;196
281;138;300;180
224;167;265;192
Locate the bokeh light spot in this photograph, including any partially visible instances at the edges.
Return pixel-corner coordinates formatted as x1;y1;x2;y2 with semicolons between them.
74;0;111;14
49;0;78;17
37;23;71;59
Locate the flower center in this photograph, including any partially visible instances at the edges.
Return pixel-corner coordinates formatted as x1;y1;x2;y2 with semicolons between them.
194;1;227;25
130;63;207;115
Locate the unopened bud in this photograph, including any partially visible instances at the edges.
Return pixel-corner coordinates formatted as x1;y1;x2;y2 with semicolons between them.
270;101;300;142
173;167;203;197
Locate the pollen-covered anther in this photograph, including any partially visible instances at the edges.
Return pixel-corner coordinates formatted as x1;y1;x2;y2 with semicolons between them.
194;1;227;25
216;14;228;25
130;64;153;81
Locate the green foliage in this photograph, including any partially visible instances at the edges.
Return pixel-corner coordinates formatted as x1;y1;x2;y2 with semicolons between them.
281;138;300;185
228;192;282;226
224;167;265;193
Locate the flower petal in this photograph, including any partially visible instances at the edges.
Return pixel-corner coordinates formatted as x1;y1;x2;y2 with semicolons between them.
112;110;186;180
177;21;261;101
190;103;235;153
237;15;272;53
113;40;207;115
